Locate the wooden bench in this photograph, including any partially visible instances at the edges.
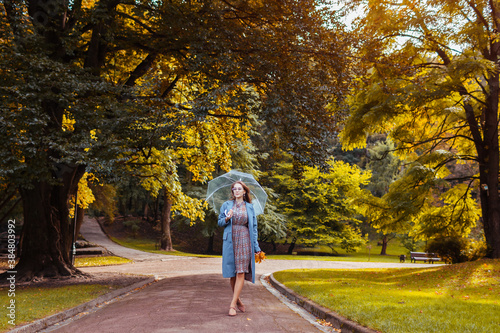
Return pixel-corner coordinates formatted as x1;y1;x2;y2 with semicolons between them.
410;252;441;263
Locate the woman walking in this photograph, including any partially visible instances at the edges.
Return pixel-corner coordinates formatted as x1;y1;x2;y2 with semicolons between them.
218;181;262;316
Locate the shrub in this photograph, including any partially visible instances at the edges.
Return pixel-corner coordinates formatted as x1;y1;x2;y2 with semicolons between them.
426;236;488;264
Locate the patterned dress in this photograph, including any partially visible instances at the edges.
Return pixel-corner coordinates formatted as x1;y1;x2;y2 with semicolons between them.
232;201;251;274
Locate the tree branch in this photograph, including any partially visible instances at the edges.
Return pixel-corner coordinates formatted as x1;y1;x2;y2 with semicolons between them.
124;52;158;87
161;75;181;98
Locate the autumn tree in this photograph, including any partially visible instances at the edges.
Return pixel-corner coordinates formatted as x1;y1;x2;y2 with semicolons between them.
339;0;500;257
0;0;352;279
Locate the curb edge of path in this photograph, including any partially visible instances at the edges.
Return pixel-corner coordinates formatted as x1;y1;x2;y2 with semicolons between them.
9;276;157;333
269;274;380;333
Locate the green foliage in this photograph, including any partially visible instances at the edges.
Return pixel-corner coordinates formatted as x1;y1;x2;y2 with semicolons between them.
272;157;370;252
123;219;141;238
0;179;22;225
365;138;401;198
274;259;500;333
398;234;425;253
257;188;287;243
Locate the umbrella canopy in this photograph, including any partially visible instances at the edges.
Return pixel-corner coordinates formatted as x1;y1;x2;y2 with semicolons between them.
206;170;268;216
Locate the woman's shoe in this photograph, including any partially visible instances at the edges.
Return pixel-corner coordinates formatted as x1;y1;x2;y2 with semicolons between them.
237;299;246;313
228;306;237;316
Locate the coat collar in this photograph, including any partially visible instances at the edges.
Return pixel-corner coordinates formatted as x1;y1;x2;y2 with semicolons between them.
228;200;254;214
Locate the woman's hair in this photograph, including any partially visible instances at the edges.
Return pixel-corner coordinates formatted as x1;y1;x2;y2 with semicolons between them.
230;181;252;203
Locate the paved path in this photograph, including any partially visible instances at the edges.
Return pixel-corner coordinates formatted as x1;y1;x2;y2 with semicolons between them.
80;217;183;261
46;274;321;333
46;217;438;332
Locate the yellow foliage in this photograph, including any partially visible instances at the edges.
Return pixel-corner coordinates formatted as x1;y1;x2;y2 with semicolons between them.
69;173;96;218
62;112;75;132
77;173;96;209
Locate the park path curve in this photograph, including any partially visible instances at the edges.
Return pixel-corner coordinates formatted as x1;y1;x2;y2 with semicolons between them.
50;216;439;333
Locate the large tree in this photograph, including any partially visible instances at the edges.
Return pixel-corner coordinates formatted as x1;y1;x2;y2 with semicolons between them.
1;0;352;279
339;0;500;257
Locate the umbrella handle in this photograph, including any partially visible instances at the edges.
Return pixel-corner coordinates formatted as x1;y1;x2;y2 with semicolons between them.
224;209;233;218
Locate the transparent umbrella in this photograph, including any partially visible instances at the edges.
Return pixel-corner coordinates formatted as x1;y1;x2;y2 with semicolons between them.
206;170;268;216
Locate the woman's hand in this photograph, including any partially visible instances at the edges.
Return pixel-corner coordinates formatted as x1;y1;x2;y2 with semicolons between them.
224;209;233;221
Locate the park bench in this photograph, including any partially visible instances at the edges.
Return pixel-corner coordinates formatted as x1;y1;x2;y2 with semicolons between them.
410;251;441;263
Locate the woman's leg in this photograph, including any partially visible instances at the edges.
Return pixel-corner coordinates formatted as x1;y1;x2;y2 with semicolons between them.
230;276;236;291
229;273;245;315
230;276;245;312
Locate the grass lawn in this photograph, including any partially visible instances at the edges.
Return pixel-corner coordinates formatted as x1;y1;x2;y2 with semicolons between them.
273;259;500;333
74;256;132;267
0;284;115;332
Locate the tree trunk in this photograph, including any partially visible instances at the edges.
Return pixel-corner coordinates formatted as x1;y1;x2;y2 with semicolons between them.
143;202;150;223
160;189;174;251
75;205;85;238
11;164;85;281
479;72;500;258
271;239;277;252
207;234;214;254
287;238;296;255
154;196;160;223
380;234;388;255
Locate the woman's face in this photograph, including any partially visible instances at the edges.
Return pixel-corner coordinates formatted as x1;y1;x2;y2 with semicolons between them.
232;183;245;200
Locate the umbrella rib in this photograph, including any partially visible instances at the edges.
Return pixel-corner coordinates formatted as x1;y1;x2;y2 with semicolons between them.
206;184;232;200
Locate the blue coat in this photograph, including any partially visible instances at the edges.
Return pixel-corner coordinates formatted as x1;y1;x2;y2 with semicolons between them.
218;200;261;283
